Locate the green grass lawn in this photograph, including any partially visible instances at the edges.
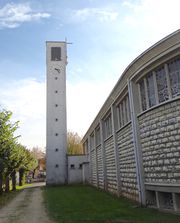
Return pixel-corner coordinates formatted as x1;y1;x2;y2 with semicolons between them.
44;185;180;223
16;183;32;190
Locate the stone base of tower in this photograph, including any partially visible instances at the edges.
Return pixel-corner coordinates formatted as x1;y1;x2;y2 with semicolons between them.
46;151;68;185
46;163;68;185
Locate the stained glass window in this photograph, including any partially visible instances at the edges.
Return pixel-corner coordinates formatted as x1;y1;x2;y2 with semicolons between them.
139;79;147;111
116;106;120;129
116;95;131;129
83;140;89;154
168;58;180;97
90;133;95;150
125;96;129;122
123;100;127;124
138;57;180;113
95;126;101;146
120;103;124;126
156;67;169;103
116;105;122;129
146;73;156;107
119;104;123;127
126;95;131;122
104;114;112;138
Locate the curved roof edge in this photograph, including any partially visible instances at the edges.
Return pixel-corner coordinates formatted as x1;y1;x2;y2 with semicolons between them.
82;29;180;142
121;29;180;80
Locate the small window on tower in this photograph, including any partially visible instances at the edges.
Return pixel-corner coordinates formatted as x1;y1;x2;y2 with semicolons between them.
51;47;61;61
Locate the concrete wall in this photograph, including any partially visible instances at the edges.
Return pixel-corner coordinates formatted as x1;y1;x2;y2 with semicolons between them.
46;41;67;185
67;155;89;184
117;123;139;201
139;99;180;184
104;136;118;194
92;149;98;186
96;145;104;189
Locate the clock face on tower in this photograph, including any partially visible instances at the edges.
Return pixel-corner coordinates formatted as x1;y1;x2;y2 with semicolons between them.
49;65;63;75
54;68;60;73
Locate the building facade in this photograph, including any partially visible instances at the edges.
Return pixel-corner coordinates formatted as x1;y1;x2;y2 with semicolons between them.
46;41;68;185
82;30;180;212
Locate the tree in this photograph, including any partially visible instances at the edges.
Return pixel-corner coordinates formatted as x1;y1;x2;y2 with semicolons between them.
31;147;45;179
67;131;83;155
0;109;38;192
18;146;38;186
0;110;19;193
31;147;45;159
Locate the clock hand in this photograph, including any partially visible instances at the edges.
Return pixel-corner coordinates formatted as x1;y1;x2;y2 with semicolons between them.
55;68;60;73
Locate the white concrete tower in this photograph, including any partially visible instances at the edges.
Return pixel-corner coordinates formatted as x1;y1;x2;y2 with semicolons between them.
46;41;67;185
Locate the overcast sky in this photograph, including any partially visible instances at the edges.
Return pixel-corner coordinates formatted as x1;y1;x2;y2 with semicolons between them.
0;0;179;149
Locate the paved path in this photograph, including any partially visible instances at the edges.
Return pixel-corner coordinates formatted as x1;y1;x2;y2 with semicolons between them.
0;184;54;223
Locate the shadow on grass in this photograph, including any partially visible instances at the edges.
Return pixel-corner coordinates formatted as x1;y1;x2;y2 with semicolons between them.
43;185;180;223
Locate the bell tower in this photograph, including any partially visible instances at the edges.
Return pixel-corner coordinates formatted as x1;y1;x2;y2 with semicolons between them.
46;41;67;185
